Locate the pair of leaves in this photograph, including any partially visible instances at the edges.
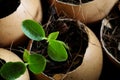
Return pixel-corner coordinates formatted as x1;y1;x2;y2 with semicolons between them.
23;49;46;74
0;49;46;80
22;20;68;62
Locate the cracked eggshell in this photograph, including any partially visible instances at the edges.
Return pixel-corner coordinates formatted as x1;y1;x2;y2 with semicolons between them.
49;0;118;24
61;24;103;80
31;21;103;80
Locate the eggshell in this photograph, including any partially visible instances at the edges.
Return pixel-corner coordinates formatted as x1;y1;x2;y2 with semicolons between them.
30;20;103;80
0;0;42;47
49;0;118;23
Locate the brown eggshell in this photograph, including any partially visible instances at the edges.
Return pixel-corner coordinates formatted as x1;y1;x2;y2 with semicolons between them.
49;0;118;23
0;0;42;47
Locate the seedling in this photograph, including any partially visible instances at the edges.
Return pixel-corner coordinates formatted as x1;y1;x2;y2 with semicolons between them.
22;19;68;62
0;19;69;80
0;49;46;80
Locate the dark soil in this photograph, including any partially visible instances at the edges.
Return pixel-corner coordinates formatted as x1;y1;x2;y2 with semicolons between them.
102;5;120;61
0;0;20;18
58;0;93;5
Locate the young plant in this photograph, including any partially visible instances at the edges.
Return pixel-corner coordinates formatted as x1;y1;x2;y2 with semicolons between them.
0;49;46;80
22;19;68;62
0;19;68;80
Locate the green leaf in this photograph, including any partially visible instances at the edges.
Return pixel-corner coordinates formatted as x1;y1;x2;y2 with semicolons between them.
57;40;69;49
23;49;30;62
48;31;59;41
28;54;46;74
0;62;26;80
22;19;46;41
48;40;68;62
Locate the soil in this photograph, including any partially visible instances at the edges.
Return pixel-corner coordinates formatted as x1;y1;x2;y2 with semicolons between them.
0;0;20;18
58;0;93;5
102;5;120;61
